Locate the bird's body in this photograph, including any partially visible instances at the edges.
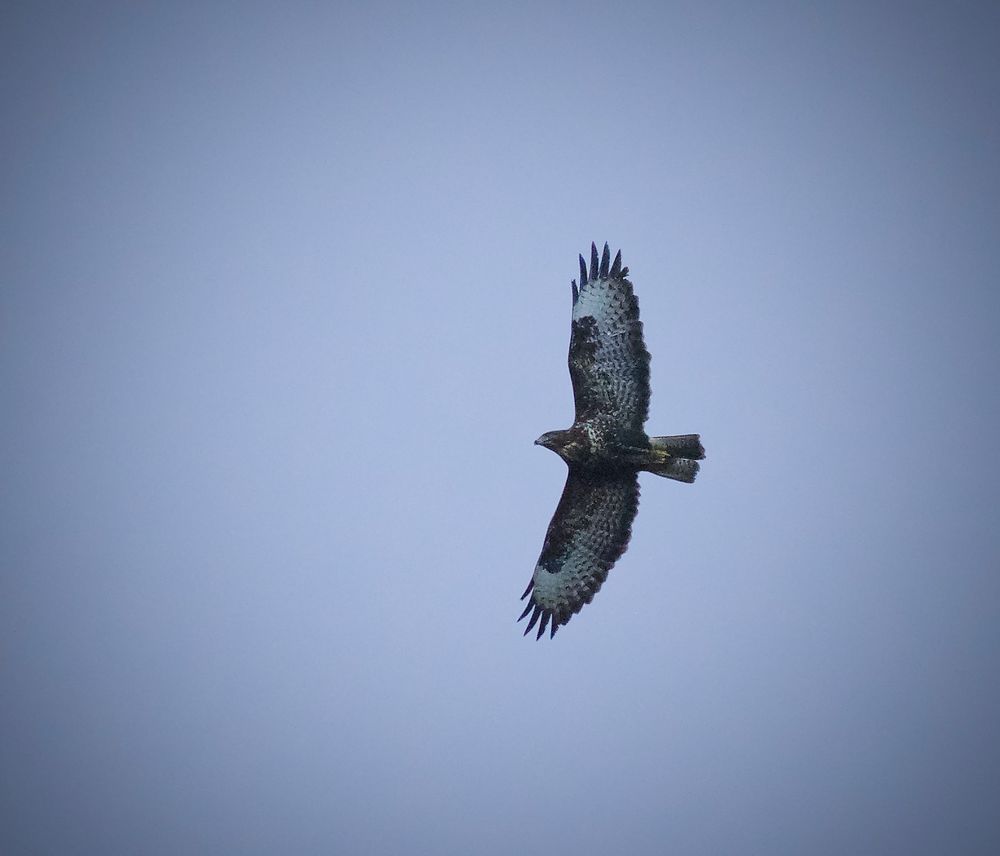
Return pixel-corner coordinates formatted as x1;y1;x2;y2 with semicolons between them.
520;243;705;639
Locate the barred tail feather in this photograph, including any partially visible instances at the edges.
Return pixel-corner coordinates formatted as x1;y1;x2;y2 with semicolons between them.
645;457;700;483
649;434;705;460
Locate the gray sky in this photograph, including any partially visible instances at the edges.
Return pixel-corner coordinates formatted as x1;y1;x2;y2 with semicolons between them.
3;3;999;854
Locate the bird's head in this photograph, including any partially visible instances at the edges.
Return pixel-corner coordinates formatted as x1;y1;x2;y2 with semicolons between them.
534;429;581;462
534;431;557;449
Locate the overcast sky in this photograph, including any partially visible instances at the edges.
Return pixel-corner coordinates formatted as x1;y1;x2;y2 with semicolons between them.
2;3;999;854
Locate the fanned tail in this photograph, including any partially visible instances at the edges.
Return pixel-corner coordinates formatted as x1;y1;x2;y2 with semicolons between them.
644;434;705;483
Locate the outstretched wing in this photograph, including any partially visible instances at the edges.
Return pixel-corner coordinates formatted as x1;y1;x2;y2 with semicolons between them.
519;469;640;639
569;243;651;433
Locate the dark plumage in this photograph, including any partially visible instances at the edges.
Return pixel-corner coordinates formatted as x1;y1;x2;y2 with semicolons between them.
520;243;705;639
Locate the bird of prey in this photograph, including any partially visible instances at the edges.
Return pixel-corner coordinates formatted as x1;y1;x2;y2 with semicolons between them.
519;243;705;639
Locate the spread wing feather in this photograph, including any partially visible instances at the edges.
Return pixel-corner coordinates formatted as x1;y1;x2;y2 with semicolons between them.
519;470;640;639
569;243;650;433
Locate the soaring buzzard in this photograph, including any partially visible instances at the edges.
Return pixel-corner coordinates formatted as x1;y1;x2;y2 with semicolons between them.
519;243;705;639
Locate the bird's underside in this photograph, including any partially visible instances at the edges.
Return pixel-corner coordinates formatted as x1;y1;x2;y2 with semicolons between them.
519;243;705;639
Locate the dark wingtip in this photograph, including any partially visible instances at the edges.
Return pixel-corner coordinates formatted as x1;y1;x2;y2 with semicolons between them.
549;619;559;638
524;604;542;635
599;243;610;278
571;280;578;303
610;250;622;278
620;265;629;278
520;579;534;600
536;611;550;640
578;254;587;286
589;243;599;281
518;601;533;621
